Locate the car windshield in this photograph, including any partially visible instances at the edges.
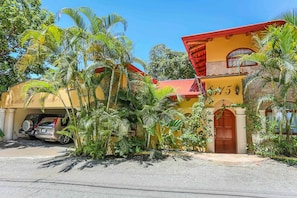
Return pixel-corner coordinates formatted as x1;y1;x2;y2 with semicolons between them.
25;114;40;123
38;117;57;127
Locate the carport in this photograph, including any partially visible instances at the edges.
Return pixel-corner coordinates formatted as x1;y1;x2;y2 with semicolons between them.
0;82;76;140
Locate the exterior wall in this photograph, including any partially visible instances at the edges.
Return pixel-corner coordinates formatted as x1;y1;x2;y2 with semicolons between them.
205;33;260;76
206;33;258;62
178;98;198;114
203;75;245;106
206;61;259;76
1;82;105;109
202;75;246;153
201;33;258;154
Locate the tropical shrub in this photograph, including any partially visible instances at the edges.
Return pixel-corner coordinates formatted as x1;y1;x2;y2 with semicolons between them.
117;74;185;150
253;117;297;157
244;100;263;153
160;120;183;150
17;7;138;159
243;23;297;157
114;136;145;157
180;95;212;151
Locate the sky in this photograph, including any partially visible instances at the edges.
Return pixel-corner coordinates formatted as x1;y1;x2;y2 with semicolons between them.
41;0;297;70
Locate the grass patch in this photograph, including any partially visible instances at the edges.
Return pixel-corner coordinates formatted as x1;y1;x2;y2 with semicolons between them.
271;156;297;166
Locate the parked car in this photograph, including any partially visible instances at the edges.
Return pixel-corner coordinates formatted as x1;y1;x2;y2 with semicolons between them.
19;113;62;139
35;116;71;144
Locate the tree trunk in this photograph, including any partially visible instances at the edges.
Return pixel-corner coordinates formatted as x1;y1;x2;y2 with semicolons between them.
106;68;115;112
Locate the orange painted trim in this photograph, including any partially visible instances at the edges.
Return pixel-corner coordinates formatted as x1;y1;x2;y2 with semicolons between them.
182;20;286;42
169;93;200;100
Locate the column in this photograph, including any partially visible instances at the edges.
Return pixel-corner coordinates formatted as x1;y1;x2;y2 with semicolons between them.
206;108;215;153
0;109;5;141
235;107;247;154
4;109;15;140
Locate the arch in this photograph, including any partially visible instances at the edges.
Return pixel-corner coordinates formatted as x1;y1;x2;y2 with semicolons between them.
213;99;234;113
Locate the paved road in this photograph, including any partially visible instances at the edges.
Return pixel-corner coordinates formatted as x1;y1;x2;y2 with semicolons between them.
0;139;297;198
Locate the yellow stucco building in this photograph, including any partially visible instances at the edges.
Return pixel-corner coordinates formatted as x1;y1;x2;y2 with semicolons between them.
0;20;286;154
159;20;285;153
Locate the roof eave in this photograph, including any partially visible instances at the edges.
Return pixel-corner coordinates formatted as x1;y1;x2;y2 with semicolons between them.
182;20;286;42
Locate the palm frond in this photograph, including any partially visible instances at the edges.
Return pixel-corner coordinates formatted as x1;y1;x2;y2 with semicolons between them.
102;13;128;33
256;95;276;111
155;86;174;101
59;8;87;31
20;29;42;47
77;6;103;34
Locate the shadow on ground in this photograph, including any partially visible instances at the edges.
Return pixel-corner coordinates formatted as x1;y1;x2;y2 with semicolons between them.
1;138;193;172
38;151;193;172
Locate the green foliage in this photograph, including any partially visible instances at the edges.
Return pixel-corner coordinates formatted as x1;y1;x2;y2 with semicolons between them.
77;105;127;159
147;44;195;80
17;7;137;159
118;74;185;150
276;9;297;27
114;136;145;157
180;95;212;151
0;128;5;137
244;100;263;153
180;132;207;151
253;118;297;157
160;120;183;150
271;156;297;166
255;135;297;158
243;23;297;156
74;140;105;159
0;0;54;93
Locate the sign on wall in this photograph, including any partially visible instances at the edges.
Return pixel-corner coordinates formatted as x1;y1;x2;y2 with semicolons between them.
204;75;245;105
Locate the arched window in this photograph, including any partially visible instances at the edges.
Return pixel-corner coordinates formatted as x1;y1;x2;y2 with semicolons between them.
226;48;256;68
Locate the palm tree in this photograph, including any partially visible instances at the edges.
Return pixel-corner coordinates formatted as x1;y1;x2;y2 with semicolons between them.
59;7;133;111
17;24;90;148
16;7;141;158
16;24;63;76
242;23;297;142
118;74;184;149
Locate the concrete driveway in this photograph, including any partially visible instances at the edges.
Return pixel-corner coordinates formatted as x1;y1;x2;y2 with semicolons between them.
0;138;297;198
0;138;72;158
0;138;267;164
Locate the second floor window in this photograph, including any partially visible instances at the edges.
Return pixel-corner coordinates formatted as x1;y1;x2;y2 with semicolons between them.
226;48;256;68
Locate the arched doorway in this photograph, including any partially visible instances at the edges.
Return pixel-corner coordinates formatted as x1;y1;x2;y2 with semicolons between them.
214;109;236;153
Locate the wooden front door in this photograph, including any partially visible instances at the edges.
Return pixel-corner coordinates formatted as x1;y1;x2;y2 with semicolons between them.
214;109;236;153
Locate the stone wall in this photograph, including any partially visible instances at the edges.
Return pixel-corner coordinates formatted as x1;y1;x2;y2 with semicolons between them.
206;61;258;76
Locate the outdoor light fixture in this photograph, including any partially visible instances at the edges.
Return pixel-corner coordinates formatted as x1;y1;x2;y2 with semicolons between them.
235;85;240;95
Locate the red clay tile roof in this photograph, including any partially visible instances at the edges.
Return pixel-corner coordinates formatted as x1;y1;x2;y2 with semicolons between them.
158;79;202;98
